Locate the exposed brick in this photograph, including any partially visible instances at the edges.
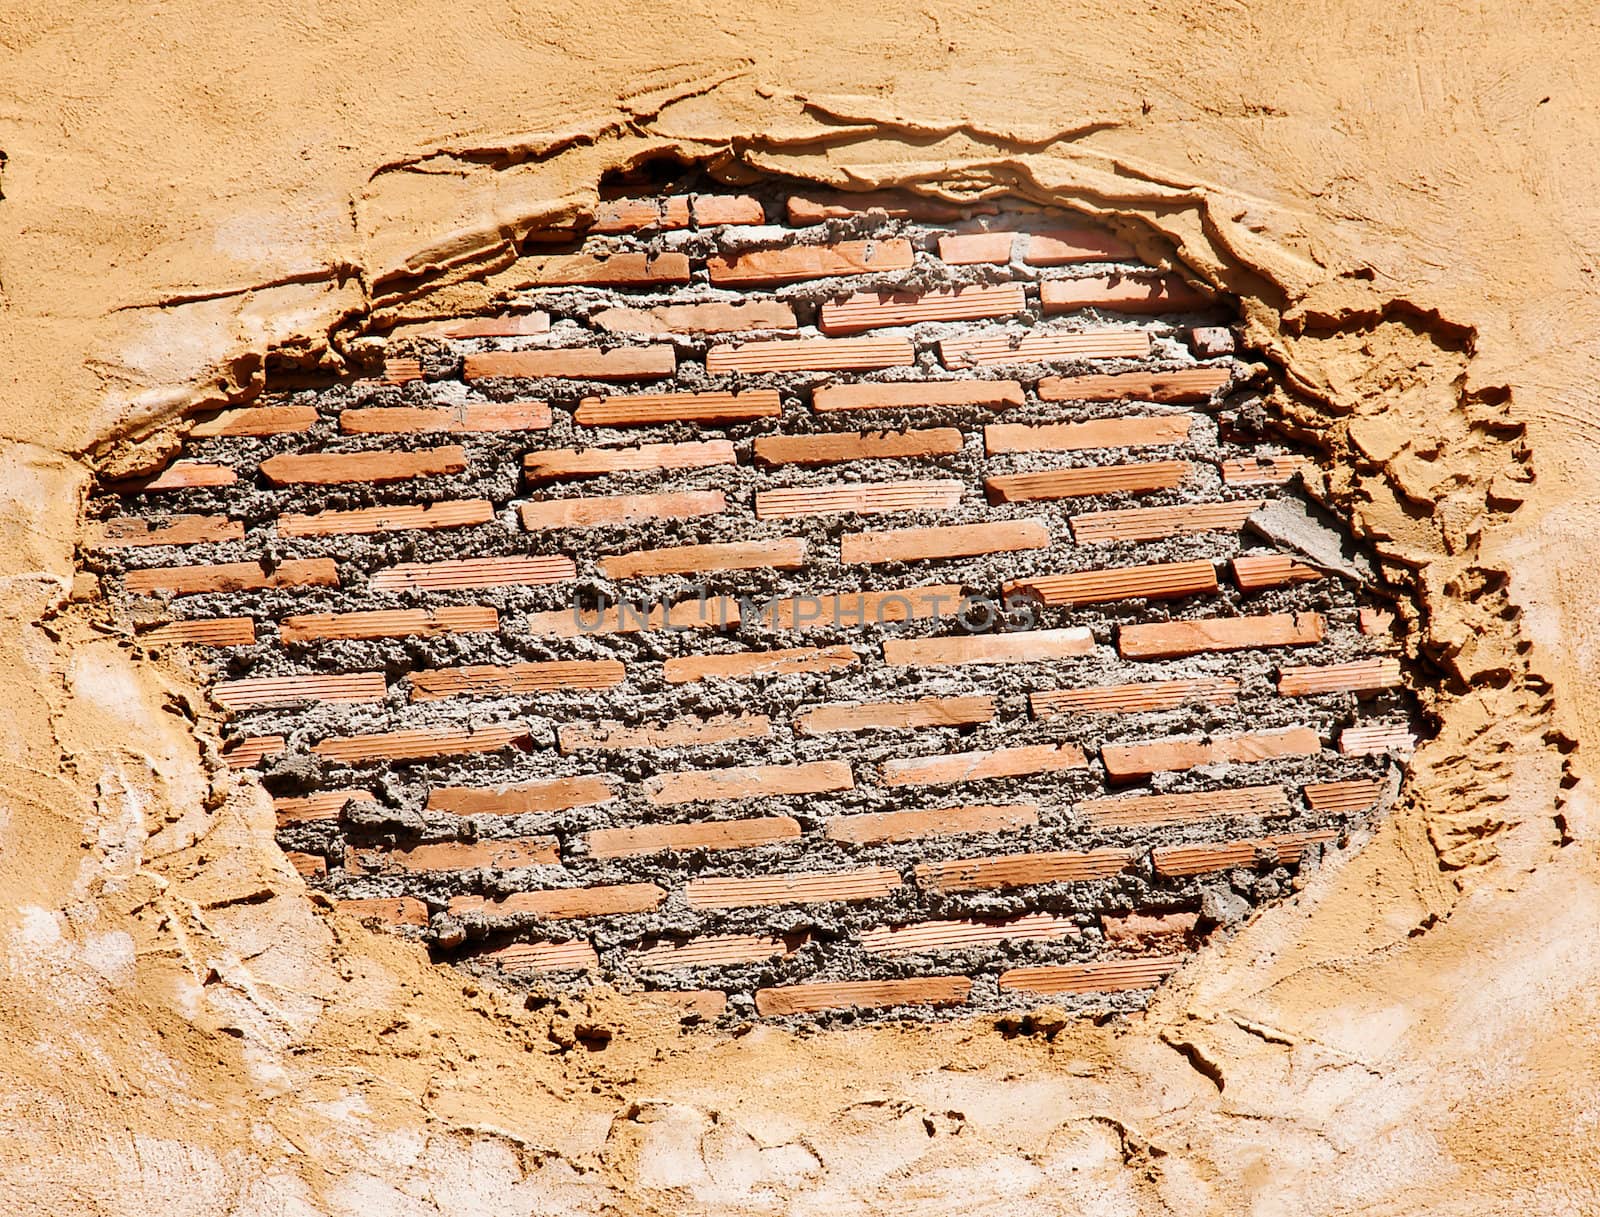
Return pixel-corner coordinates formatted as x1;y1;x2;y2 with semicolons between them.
312;722;530;764
646;760;853;806
824;802;1037;844
346;836;560;873
1030;677;1240;718
1037;367;1231;403
1039;274;1210;314
140;617;257;647
1303;778;1384;813
1070;500;1262;544
463;347;677;382
280;606;498;643
935;231;1019;264
125;558;340;598
881;743;1087;788
840;518;1050;564
368;555;575;592
222;735;285;768
1278;657;1403;696
422;312;550;338
796;695;995;735
274;789;374;825
339;402;551;434
1151;830;1337;877
633;932;806;970
985;416;1191;455
984;460;1190;503
284;851;326;878
818;284;1027;334
937;226;1136;266
524;439;735;481
521;490;725;530
758;584;966;631
558;713;770;753
690;194;766;226
706;239;915;286
575;389;781;427
752;427;963;467
381;357;422;384
705;336;915;374
259;445;467;486
212;671;386;711
427;775;615;816
1232;554;1325;590
914;847;1134;892
409;659;626;701
336;897;429;926
1005;559;1219;607
592;299;797;334
786;191;996;224
189;405;317;437
520;251;691;287
882;628;1094;669
1117;611;1325;659
997;956;1181;994
479;941;598;973
584;815;801;859
1079;784;1289;828
1220;454;1315;485
858;912;1077;954
590;196;691;231
755;479;964;519
1102;726;1320;780
1101;911;1198;946
811;379;1026;413
663;645;859;683
754;976;970;1017
686;866;903;908
278;499;494;538
115;462;237;492
526;596;739;637
89;514;244;548
940;330;1150;368
450;882;666;920
599;537;807;578
1339;724;1415;756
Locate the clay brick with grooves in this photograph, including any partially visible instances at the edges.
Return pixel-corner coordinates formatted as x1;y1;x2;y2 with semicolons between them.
1079;784;1289;829
422;313;549;338
212;672;386;711
346;836;560;873
914;847;1134;893
462;346;678;383
527;596;739;637
706;239;915;285
599;538;806;579
125;558;339;598
259;446;467;486
284;851;326;878
280;606;498;643
189;405;317;436
381;358;422;384
663;645;858;683
633;932;805;970
558;713;770;753
754;976;970;1017
592;299;797;334
1070;500;1262;544
117;462;237;492
1039;274;1209;314
755;480;963;519
1278;658;1403;696
646;760;853;806
481;941;598;972
1304;778;1384;812
705;336;915;374
882;628;1094;669
450;882;666;920
222;735;285;768
524;440;735;482
998;956;1181;994
1232;554;1325;590
1031;677;1240;718
825;803;1037;845
1117;612;1325;659
575;389;782;427
312;722;529;764
881;743;1087;788
937;226;1136;266
690;194;765;225
1152;830;1337;877
811;379;1026;413
1102;911;1198;945
521;490;726;530
841;518;1050;564
274;789;374;825
1102;726;1321;780
339;403;551;433
90;514;244;548
369;555;575;592
939;330;1150;369
337;897;429;926
1005;559;1219;607
591;196;691;231
584;815;801;859
427;776;614;816
787;191;996;223
796;695;995;735
408;659;626;701
686;866;903;909
818;284;1027;334
985;416;1191;455
1340;724;1415;756
858;912;1078;954
521;251;691;286
753;427;963;468
278;500;494;538
1221;454;1315;485
1038;367;1231;403
759;584;966;631
140;617;257;647
985;460;1190;504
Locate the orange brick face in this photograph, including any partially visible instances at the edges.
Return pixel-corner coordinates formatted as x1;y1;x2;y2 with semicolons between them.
753;427;964;467
706;239;915;285
520;490;724;531
259;446;467;486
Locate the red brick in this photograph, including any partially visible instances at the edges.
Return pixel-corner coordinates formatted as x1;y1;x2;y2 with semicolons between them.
599;537;807;579
915;847;1134;893
1005;559;1218;607
707;239;915;285
646;760;853;806
1102;727;1320;780
521;490;725;530
339;402;551;434
1339;724;1415;756
797;695;995;735
278;499;494;538
1031;677;1239;718
575;389;781;427
754;479;963;519
984;460;1190;503
818;284;1027;334
997;956;1181;994
212;671;386;711
1152;830;1337;877
755;976;970;1017
346;836;559;874
840;518;1050;564
1070;500;1262;544
520;251;691;286
591;300;796;334
1039;274;1209;314
116;462;237;492
882;629;1094;669
222;735;285;768
753;427;963;467
125;558;339;598
757;584;966;631
859;912;1077;954
590;196;691;231
663;645;858;683
786;191;996;224
558;713;769;753
524;439;735;481
985;416;1191;454
368;555;575;592
811;379;1025;413
1038;367;1231;403
690;194;765;226
1101;911;1198;946
1303;778;1384;813
337;897;429;927
408;659;625;701
189;405;317;437
140;617;257;647
90;514;244;548
274;789;374;825
284;851;326;878
936;231;1019;264
940;330;1150;369
527;595;740;637
417;312;549;338
1232;554;1324;590
1220;454;1315;485
479;941;597;973
825;803;1037;845
633;932;806;970
1079;785;1289;829
312;723;530;764
1117;611;1325;659
1278;658;1403;696
584;815;801;859
259;446;467;486
280;606;497;643
463;347;676;382
427;776;615;816
881;743;1086;788
381;357;421;383
686;866;902;908
450;883;666;920
705;336;915;374
937;226;1136;266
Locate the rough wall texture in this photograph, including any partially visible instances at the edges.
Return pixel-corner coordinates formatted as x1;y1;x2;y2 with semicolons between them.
2;1;1598;1213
